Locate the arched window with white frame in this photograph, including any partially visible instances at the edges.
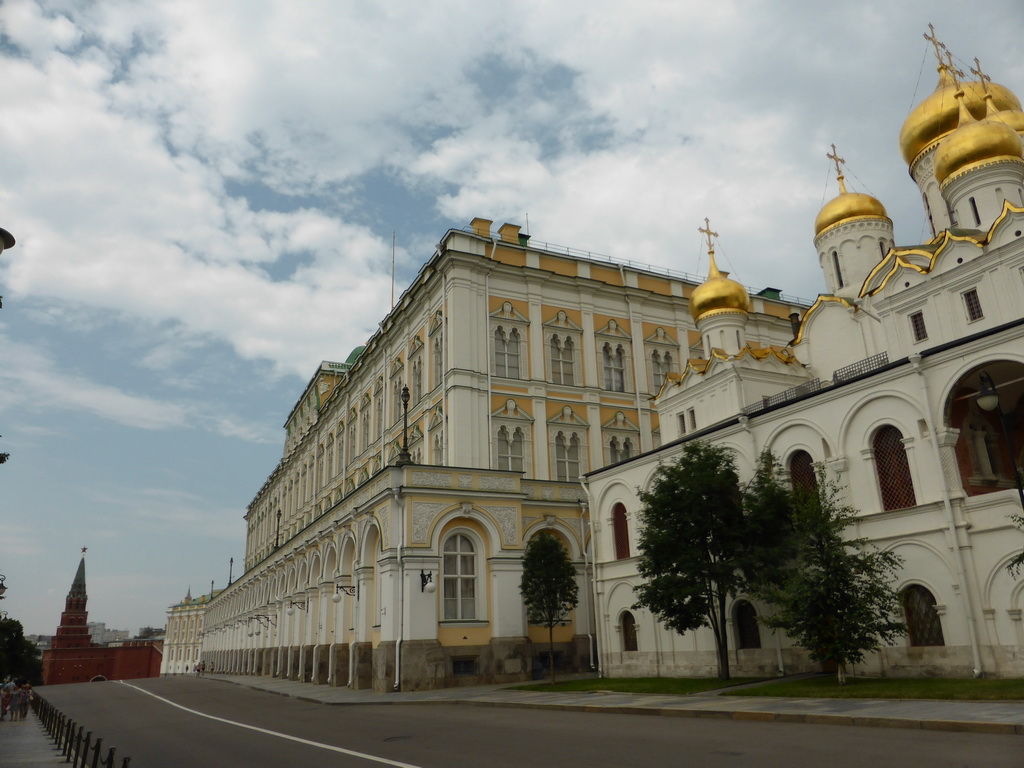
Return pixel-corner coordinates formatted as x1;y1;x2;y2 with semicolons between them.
554;431;581;481
603;343;626;391
550;335;575;385
496;425;525;472
442;533;477;621
494;326;522;379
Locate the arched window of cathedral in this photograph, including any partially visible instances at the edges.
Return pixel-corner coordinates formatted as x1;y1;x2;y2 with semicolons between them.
612;503;630;560
651;350;665;390
788;450;816;495
832;250;844;288
901;585;944;647
602;343;626;391
734;600;761;649
621;611;638;652
873;425;917;511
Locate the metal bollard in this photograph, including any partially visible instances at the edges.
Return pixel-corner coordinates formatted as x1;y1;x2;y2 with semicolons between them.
90;737;102;768
78;731;92;768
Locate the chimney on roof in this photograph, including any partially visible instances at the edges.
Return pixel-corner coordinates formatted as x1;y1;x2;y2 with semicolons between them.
470;218;492;238
498;222;521;244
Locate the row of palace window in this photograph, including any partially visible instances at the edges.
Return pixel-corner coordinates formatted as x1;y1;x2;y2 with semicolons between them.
496;426;636;480
495;326;676;392
618;585;944;653
908;287;985;344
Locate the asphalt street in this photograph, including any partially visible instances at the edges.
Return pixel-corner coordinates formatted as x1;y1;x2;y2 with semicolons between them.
36;677;1023;768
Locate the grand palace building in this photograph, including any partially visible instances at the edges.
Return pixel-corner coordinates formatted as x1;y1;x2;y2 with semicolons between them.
198;35;1024;689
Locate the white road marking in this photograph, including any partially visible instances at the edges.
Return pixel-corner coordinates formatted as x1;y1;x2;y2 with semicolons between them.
118;681;424;768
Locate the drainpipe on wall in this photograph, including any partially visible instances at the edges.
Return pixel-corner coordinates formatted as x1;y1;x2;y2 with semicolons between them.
910;353;984;677
393;486;405;692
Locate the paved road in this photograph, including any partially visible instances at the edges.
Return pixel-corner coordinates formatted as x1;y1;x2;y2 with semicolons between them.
38;677;1021;768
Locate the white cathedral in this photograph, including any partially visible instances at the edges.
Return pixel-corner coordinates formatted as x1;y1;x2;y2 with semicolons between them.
198;36;1024;688
587;45;1024;679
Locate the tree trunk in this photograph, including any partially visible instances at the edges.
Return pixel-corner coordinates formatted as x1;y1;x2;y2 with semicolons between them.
548;623;556;684
716;593;731;680
837;663;846;686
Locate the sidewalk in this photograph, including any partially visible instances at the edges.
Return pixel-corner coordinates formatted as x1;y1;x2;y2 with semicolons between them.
0;712;64;766
206;673;1024;735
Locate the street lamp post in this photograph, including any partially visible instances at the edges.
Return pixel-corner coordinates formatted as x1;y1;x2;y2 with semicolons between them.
977;370;1024;510
0;227;15;466
397;384;412;465
274;509;282;549
0;574;7;599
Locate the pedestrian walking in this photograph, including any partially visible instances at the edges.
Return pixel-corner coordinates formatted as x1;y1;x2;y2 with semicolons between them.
0;677;14;720
15;683;32;720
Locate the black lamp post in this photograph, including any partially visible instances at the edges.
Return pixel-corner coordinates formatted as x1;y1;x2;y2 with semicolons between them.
274;509;282;549
977;370;1024;510
397;384;412;465
0;227;14;466
228;557;234;586
0;574;6;599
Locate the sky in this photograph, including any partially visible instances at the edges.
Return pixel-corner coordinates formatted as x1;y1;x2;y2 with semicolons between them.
1;1;1022;636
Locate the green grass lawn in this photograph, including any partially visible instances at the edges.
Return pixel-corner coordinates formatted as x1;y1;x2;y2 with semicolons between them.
721;675;1024;701
512;677;762;695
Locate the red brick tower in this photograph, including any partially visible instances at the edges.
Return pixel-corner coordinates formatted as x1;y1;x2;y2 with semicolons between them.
49;549;92;651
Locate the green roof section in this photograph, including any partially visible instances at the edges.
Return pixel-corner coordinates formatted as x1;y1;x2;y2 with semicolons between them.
345;346;365;366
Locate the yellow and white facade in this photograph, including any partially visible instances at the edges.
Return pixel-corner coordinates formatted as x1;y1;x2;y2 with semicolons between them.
162;587;221;675
202;219;802;691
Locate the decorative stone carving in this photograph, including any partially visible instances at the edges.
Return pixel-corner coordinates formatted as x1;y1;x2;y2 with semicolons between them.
542;486;554;500
458;474;473;489
412;502;448;543
412;471;451;488
480;475;515;492
483;506;518;545
559;487;585;501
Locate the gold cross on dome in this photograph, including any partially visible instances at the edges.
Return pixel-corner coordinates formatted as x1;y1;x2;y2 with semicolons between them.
943;49;964;88
826;144;849;194
923;24;947;67
970;57;992;92
698;218;718;256
826;144;845;179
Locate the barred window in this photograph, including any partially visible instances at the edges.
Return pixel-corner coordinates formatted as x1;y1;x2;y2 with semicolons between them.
788;450;816;495
909;311;928;342
901;585;945;647
442;534;476;621
612;503;630;560
963;289;984;322
873;425;917;511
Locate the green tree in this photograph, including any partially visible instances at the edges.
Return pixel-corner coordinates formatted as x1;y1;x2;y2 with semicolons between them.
0;617;42;684
520;532;579;683
633;443;794;680
758;470;905;684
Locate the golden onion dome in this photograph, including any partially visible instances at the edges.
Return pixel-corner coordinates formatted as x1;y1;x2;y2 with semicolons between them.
814;190;889;237
988;107;1024;135
899;68;1021;166
933;93;1024;184
689;251;750;323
